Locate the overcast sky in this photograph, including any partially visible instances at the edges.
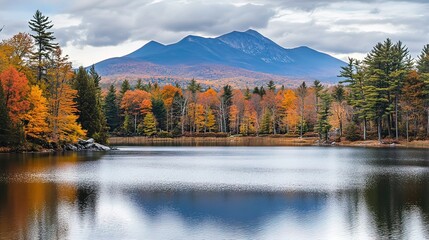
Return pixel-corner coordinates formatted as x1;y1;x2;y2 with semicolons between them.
1;0;428;67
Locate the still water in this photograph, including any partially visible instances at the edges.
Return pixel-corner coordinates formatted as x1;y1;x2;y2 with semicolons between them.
1;146;429;239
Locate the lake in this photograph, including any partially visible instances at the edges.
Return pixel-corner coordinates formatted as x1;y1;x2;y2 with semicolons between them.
1;146;429;239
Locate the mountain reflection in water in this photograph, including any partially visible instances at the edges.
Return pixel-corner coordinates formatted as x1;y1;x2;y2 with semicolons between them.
0;147;428;239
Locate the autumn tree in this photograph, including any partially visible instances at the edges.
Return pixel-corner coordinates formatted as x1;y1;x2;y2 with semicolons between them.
161;85;182;131
279;89;299;133
401;71;426;141
0;33;34;80
0;81;12;146
47;47;85;143
23;85;49;141
121;89;151;133
142;112;157;136
0;66;30;123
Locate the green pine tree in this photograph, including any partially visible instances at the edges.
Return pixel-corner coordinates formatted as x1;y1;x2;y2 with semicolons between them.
316;91;332;142
73;67;108;143
267;80;275;91
221;85;233;132
151;97;167;131
28;10;57;82
104;85;121;131
297;81;307;138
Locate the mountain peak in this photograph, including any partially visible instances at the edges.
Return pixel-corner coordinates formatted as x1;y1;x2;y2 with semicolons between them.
94;29;346;83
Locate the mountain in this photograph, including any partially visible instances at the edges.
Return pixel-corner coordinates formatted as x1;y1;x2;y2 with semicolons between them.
94;29;346;86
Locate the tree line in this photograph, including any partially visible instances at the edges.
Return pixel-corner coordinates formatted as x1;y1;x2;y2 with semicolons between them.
0;10;106;150
105;40;429;143
2;10;429;151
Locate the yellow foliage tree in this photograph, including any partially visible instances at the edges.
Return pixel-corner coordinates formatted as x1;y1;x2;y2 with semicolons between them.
24;85;49;140
206;108;216;132
280;89;299;133
47;47;85;143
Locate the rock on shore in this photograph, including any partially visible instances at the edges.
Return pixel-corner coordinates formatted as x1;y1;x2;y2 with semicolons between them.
64;138;113;151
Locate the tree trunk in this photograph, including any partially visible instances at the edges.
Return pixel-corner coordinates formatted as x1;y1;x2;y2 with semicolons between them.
363;118;367;141
134;114;137;133
426;107;429;136
395;95;399;140
387;114;392;138
377;117;382;143
406;112;409;142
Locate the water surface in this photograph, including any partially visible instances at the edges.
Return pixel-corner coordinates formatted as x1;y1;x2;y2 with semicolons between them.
1;146;429;239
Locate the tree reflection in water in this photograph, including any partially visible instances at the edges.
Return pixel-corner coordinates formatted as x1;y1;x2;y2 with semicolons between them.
0;148;428;239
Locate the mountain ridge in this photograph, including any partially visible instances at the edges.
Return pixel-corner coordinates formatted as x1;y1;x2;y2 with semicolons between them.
94;29;345;86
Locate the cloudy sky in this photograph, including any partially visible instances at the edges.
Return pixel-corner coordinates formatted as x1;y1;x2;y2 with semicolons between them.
1;0;428;67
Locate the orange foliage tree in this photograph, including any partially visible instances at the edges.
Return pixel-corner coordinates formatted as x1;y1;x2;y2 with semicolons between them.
0;66;30;123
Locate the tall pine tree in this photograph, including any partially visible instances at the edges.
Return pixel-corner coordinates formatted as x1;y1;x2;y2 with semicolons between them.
73;67;108;143
28;10;57;82
104;85;120;131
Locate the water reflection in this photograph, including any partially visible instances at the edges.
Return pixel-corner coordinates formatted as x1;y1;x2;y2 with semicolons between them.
0;147;428;239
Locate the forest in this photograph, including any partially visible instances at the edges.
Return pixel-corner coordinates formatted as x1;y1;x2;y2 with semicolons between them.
1;10;429;151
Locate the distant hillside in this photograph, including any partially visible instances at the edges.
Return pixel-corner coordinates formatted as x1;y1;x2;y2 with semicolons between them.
94;29;345;87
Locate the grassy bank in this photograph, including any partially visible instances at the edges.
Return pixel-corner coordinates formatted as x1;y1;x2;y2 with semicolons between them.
109;136;429;149
108;136;317;146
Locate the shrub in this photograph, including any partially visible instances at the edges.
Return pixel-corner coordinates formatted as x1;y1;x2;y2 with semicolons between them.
345;123;362;141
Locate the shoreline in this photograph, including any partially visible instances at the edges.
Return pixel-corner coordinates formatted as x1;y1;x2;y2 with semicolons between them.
108;136;429;149
2;137;428;153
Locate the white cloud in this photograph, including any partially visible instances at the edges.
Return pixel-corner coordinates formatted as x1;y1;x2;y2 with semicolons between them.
1;0;429;66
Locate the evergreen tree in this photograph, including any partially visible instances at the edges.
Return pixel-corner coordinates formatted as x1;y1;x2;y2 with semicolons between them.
417;44;429;73
73;67;108;143
151;97;167;130
253;87;260;95
316;91;332;142
244;87;251;100
123;114;134;134
364;39;411;141
119;79;131;99
267;80;275;91
297;81;307;138
104;84;120;131
259;86;266;97
333;84;345;137
89;65;101;89
135;79;144;90
416;45;429;136
28;10;57;82
221;85;233;132
313;80;323;112
118;79;131;132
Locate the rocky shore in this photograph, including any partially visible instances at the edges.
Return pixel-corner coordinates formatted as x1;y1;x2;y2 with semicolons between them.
64;138;113;151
